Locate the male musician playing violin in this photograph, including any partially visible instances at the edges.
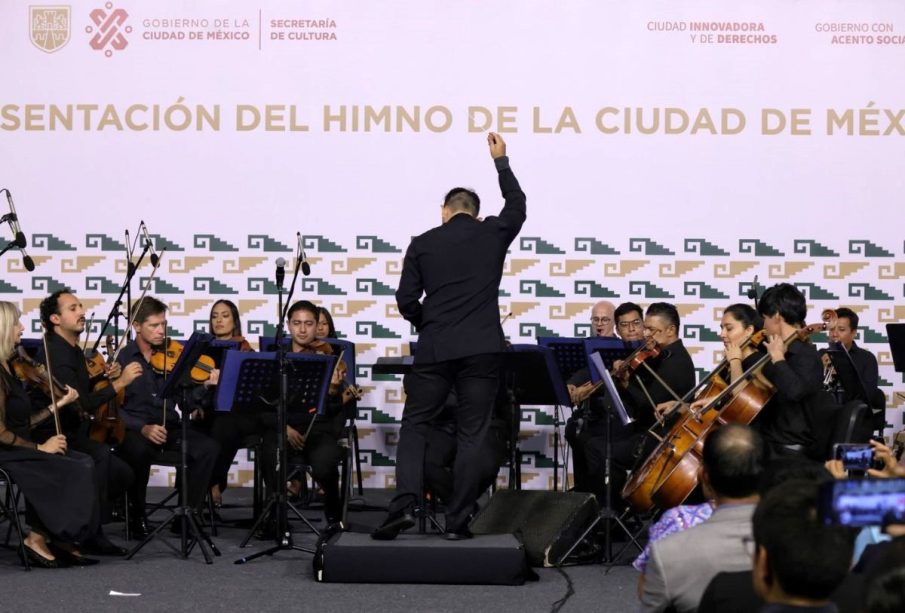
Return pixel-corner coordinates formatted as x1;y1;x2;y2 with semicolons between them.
565;301;638;497
754;283;823;459
593;302;696;506
258;299;351;531
116;296;220;528
36;290;145;551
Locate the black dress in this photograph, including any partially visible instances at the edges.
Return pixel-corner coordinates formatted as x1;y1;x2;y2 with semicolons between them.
0;367;99;543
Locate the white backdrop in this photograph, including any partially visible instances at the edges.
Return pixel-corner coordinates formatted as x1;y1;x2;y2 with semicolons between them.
2;0;903;488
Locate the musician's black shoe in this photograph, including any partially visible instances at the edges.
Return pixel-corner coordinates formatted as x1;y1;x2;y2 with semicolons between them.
128;517;153;540
82;533;128;556
371;510;415;540
443;528;474;541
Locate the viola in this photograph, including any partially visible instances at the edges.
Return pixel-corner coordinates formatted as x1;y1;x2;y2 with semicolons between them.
87;335;126;444
149;338;216;383
570;339;661;405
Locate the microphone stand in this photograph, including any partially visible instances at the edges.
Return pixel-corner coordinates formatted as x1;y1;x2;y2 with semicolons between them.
90;241;150;355
236;254;315;564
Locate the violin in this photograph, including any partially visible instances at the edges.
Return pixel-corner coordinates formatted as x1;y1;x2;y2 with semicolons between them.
12;345;69;402
149;338;216;384
571;339;660;405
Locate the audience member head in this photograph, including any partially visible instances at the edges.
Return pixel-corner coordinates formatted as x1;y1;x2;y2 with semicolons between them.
863;540;905;613
752;479;855;606
701;424;765;502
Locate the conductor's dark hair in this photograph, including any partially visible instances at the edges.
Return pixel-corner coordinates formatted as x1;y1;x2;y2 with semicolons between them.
443;187;480;216
757;283;807;327
702;424;765;499
646;302;680;331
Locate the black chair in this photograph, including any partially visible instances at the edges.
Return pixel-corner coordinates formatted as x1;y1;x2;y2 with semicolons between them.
0;468;30;570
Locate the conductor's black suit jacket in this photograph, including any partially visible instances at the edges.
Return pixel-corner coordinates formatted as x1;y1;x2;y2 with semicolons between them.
396;156;526;365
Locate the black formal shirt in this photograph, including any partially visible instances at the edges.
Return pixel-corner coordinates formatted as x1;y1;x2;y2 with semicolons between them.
38;332;116;435
756;340;823;448
621;339;696;429
396;155;526;364
116;342;179;431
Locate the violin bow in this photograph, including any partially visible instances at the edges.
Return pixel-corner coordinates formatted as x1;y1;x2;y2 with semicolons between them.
39;324;63;436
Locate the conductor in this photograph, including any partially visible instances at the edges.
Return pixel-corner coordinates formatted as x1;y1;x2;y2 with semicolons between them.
372;133;527;540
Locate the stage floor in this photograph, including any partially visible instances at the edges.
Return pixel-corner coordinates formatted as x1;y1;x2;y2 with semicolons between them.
0;487;642;613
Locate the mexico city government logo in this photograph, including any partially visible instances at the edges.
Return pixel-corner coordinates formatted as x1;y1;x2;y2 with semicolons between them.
86;1;131;57
29;5;70;53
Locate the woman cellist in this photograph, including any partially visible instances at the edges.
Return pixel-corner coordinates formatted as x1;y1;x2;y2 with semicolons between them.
0;300;100;568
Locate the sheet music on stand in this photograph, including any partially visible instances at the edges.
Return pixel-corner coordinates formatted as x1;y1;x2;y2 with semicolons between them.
537;337;589;383
583;338;640;384
216;350;336;415
589;352;633;427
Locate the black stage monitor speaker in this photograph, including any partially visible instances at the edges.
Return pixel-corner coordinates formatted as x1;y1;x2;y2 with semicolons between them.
314;532;532;585
469;490;599;567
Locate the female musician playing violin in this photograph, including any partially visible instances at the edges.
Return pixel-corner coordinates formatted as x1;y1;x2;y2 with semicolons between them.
209;299;254;351
0;300;101;568
36;290;146;550
316;306;338;340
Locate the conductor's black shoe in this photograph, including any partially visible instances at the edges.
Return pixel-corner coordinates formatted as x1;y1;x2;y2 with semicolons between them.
128;518;153;540
371;511;415;540
443;528;474;541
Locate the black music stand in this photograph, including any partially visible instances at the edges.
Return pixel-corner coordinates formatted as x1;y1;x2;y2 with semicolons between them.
502;345;572;490
584;339;640;384
887;324;905;424
556;351;641;567
537;337;589;384
125;332;220;564
219;350;336;561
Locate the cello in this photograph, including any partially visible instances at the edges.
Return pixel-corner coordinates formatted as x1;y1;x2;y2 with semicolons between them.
623;322;825;513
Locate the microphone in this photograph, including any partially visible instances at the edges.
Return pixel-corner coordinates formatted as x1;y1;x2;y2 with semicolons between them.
746;275;760;301
140;221;159;267
5;190;34;272
275;257;286;288
297;232;311;276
